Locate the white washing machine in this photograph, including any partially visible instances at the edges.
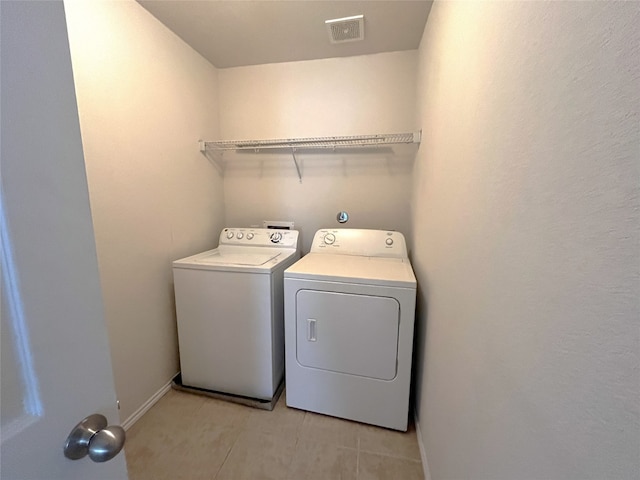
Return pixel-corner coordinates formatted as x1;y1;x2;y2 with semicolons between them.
173;228;299;400
284;229;417;431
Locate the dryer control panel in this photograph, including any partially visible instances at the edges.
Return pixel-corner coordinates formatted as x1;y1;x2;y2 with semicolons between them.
310;229;408;258
220;228;299;249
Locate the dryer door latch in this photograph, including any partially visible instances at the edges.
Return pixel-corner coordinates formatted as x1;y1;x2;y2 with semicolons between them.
307;319;317;342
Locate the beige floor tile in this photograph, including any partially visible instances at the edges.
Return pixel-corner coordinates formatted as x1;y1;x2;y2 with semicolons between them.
286;439;357;480
298;411;363;449
134;389;206;428
358;422;421;460
276;389;288;407
125;390;241;480
125;389;425;480
214;430;297;480
196;396;253;429
126;421;238;480
126;406;197;449
243;393;306;438
357;452;424;480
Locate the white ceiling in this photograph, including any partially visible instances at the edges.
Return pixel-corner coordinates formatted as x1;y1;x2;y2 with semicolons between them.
136;1;433;68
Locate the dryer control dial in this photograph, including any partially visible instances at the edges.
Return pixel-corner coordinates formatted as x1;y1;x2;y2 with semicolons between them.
246;233;254;240
226;231;234;239
236;232;244;239
269;232;282;243
385;238;394;246
324;233;336;245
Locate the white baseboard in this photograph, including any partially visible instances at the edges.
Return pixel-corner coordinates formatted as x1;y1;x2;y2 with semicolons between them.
121;377;174;431
414;411;432;480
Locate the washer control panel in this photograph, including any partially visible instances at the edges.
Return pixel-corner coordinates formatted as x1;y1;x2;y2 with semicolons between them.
219;228;299;248
311;229;408;258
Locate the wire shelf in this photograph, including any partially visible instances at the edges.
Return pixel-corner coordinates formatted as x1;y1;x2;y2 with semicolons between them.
200;131;420;151
198;131;421;182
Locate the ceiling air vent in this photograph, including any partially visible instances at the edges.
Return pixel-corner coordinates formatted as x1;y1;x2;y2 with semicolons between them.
325;14;364;44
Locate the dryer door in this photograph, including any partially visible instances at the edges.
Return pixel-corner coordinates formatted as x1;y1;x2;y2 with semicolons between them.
295;290;400;380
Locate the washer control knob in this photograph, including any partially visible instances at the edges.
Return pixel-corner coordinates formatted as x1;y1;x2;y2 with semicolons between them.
385;238;394;246
324;233;336;245
246;233;254;240
269;232;282;243
226;231;234;239
237;232;244;239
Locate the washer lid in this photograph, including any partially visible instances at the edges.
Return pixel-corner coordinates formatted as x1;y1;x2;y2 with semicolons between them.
193;250;281;266
173;247;298;273
285;253;416;288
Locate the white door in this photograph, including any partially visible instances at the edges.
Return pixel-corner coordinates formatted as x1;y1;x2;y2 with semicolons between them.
1;1;128;479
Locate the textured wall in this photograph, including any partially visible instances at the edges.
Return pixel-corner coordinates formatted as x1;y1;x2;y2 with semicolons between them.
65;0;224;422
412;2;640;479
219;52;417;252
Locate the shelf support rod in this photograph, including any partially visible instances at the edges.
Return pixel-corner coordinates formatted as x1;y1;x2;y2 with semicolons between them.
291;147;302;183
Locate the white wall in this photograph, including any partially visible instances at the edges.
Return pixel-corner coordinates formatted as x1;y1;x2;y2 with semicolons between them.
219;51;417;252
64;0;224;422
412;2;640;479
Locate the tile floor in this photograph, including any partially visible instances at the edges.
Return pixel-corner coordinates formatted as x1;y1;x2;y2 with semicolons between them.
125;389;424;480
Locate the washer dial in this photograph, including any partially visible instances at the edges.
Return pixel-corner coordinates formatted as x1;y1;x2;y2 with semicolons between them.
269;232;282;243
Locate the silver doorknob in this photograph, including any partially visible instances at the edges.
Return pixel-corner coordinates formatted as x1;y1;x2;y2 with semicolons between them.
64;414;125;462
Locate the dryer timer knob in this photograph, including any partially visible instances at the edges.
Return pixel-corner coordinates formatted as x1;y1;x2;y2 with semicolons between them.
385;238;394;246
324;233;336;245
226;231;234;239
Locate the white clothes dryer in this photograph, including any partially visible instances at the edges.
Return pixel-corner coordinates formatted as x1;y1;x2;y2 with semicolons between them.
284;229;416;431
173;228;299;401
